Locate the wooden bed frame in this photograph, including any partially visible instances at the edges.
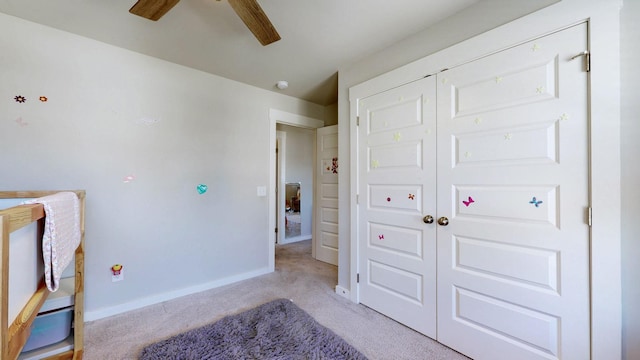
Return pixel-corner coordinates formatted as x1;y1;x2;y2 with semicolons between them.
0;191;85;360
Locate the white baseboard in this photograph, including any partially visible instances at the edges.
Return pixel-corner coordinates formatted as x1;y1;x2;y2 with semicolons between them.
278;234;312;245
335;285;350;299
85;267;272;322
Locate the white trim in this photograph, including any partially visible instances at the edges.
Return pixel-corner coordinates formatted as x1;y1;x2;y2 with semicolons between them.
276;130;286;245
349;99;359;303
269;109;324;129
347;1;621;358
335;285;350;299
268;109;324;270
268;116;277;272
85;267;271;321
279;234;312;245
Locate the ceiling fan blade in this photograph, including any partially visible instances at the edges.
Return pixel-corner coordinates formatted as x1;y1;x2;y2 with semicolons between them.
129;0;180;21
227;0;281;46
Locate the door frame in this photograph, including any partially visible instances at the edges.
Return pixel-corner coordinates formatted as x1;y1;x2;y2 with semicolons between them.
268;109;324;270
348;3;622;359
276;130;286;245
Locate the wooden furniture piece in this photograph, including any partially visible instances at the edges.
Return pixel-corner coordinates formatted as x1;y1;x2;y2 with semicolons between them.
0;191;85;360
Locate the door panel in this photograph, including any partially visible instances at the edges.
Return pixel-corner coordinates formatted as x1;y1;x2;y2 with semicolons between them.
436;23;589;360
315;125;339;265
358;76;437;338
356;23;590;360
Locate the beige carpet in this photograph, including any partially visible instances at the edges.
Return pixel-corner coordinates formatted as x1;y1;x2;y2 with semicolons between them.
84;240;469;360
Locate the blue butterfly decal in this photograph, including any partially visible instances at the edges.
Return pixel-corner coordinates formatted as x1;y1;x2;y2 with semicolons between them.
529;197;543;207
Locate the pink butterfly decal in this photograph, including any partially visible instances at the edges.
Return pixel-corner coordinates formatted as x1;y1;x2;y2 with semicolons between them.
378;234;384;240
408;194;415;200
462;196;474;207
15;117;28;127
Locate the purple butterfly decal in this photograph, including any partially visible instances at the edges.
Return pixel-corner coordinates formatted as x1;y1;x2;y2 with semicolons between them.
462;196;474;207
378;234;384;240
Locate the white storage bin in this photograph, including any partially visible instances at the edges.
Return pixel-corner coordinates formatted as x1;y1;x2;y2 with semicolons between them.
22;306;73;353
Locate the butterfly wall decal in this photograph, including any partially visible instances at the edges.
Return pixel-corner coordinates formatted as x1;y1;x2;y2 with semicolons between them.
15;117;28;127
463;196;474;207
529;197;543;207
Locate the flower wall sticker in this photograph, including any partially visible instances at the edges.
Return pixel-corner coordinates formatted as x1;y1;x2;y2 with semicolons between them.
386;197;391;202
529;197;543;207
39;96;48;102
371;160;380;169
408;194;415;200
14;95;26;103
197;184;208;194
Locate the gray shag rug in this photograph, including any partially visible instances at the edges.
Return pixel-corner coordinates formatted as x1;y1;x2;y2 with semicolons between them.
139;298;368;360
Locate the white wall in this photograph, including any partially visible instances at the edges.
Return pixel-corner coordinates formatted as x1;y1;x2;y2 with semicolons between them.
621;1;640;359
276;124;314;241
0;13;324;320
323;103;338;126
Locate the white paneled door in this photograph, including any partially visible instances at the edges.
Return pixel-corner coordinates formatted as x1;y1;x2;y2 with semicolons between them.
315;125;339;265
358;76;438;338
357;23;589;359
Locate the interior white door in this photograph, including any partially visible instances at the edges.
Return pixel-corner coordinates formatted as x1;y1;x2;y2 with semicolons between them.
357;76;437;338
315;125;339;265
436;23;590;360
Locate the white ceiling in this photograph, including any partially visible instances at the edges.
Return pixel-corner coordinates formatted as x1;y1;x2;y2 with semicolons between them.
0;0;550;105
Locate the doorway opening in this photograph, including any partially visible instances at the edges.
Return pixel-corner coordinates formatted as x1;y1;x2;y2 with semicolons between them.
276;124;315;245
267;109;324;272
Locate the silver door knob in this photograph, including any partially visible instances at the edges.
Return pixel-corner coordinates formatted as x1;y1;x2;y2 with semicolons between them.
423;215;434;224
437;217;449;226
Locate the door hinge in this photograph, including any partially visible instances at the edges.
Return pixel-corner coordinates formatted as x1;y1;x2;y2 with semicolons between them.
571;50;590;72
356;116;360;126
357;273;360;283
356;194;359;204
275;227;278;233
587;207;592;227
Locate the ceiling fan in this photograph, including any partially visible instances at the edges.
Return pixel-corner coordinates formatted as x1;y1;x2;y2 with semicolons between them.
129;0;281;46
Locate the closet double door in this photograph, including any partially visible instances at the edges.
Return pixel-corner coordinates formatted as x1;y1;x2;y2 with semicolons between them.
357;24;590;359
